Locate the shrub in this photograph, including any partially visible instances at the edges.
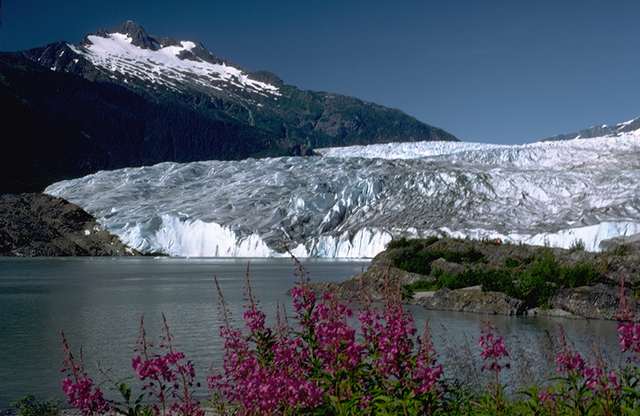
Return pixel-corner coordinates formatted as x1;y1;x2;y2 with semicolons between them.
402;248;604;307
610;243;632;257
11;396;59;416
390;241;486;276
569;239;586;252
404;279;439;293
560;262;600;287
504;257;520;268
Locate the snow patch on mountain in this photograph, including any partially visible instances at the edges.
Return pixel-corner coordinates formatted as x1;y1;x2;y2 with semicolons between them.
68;32;280;96
45;131;640;258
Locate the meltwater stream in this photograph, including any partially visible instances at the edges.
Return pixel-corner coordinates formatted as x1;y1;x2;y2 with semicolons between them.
0;258;621;408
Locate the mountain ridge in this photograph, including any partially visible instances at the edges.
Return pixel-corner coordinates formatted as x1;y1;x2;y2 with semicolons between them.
538;116;640;142
0;20;456;193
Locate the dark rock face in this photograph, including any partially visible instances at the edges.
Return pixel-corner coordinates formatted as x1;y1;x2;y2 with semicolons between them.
0;21;457;193
308;250;432;302
549;284;639;320
0;193;137;256
417;287;526;316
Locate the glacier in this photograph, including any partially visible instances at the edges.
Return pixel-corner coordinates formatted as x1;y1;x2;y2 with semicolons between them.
45;130;640;257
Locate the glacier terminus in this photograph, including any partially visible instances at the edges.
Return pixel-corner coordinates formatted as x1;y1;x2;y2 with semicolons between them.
45;129;640;257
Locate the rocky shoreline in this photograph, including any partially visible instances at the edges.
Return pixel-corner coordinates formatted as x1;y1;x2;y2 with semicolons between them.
0;193;138;256
311;237;640;320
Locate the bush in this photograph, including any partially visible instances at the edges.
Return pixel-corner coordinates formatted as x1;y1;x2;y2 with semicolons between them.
11;396;59;416
569;239;586;252
560;262;600;287
390;240;486;275
504;257;520;268
610;243;632;257
404;279;439;293
402;247;604;307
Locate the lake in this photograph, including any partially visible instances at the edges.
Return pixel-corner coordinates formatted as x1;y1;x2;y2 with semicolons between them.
0;257;622;409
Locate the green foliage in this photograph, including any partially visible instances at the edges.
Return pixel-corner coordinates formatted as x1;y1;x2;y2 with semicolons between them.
560;262;600;287
389;238;485;275
11;396;59;416
402;246;604;307
404;279;439;294
504;257;521;268
386;236;439;250
610;243;632;257
106;382;154;416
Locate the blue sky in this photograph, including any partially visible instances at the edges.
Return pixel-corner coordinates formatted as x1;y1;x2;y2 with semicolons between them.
1;0;639;143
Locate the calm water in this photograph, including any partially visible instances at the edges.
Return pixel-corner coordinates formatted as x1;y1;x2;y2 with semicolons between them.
0;258;621;408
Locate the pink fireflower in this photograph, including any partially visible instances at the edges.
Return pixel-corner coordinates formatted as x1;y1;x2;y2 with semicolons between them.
60;332;109;416
555;327;585;375
290;284;316;317
479;323;509;374
132;316;204;416
582;366;621;394
209;277;324;414
311;293;363;374
615;277;640;357
538;388;554;403
359;302;417;378
412;321;443;395
618;321;640;356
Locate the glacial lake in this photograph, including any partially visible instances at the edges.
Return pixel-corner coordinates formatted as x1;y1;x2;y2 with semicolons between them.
0;257;622;409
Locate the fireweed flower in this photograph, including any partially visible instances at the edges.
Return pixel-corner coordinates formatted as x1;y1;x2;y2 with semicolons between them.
412;321;443;395
618;321;640;356
615;277;640;359
60;332;109;416
290;284;316;317
210;279;325;414
135;317;204;416
479;323;509;373
538;388;555;405
311;293;363;373
579;361;622;395
555;328;585;375
372;303;417;377
209;321;324;413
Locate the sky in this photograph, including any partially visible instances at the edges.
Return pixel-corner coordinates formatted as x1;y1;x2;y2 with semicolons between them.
1;0;639;144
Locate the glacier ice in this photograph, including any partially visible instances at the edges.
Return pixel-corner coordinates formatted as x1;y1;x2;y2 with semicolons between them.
45;131;640;257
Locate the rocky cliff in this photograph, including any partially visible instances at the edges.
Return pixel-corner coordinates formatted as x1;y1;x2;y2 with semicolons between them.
0;193;138;256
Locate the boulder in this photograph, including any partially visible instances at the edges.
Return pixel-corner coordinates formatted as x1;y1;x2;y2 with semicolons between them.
417;287;526;316
431;257;465;276
549;284;638;320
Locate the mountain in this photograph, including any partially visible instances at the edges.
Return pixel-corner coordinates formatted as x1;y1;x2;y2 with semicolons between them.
45;129;640;257
539;116;640;142
0;20;456;193
0;193;138;256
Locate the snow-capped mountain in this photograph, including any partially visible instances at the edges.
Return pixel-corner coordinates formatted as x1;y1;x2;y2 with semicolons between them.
41;20;282;99
539;116;640;142
45;127;640;258
0;20;455;193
